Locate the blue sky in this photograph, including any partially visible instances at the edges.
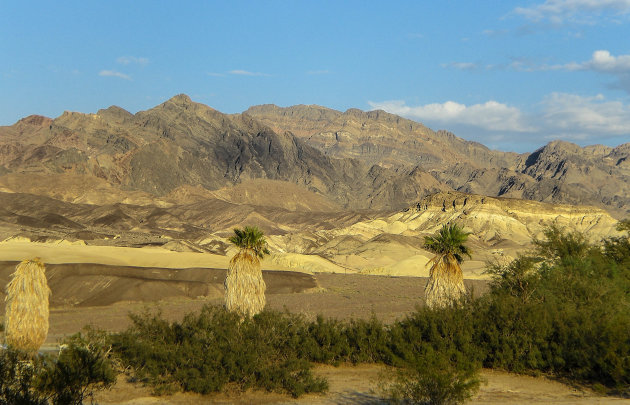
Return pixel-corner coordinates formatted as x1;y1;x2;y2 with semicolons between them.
2;1;630;152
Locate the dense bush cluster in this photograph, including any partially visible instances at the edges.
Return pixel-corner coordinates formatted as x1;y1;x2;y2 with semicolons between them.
476;225;630;394
111;307;328;397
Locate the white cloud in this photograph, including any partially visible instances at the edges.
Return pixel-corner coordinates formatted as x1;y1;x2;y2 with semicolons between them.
368;100;534;132
98;70;131;80
534;50;630;73
513;0;630;24
228;69;269;77
117;56;149;65
540;92;630;136
207;72;226;77
368;94;630;149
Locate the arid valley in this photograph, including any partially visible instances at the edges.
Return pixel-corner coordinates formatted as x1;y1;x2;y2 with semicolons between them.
0;94;628;403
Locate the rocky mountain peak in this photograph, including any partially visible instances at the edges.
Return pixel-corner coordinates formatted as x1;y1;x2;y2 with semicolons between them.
15;115;53;127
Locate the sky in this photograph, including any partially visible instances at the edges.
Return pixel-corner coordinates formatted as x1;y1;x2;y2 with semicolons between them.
1;1;630;152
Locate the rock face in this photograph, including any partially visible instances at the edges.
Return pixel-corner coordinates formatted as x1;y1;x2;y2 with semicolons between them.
1;95;628;216
246;105;630;218
0;95;448;210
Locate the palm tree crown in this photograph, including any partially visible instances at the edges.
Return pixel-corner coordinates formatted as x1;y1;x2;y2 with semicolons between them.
424;223;471;263
229;226;270;258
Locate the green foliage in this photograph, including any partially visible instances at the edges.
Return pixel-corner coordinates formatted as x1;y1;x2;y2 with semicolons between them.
229;226;270;258
111;306;327;398
0;330;117;405
476;223;630;393
424;224;471;264
38;329;117;405
604;218;630;266
0;350;47;405
380;351;482;405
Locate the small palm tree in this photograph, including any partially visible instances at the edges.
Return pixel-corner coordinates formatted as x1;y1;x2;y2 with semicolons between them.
5;259;51;356
423;224;471;308
225;226;270;319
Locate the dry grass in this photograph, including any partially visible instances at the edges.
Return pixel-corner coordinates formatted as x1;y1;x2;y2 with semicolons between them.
224;249;266;319
425;254;466;309
4;259;51;355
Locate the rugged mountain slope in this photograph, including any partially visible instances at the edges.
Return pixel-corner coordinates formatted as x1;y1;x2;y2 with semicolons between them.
245;104;519;170
0;95;448;210
246;104;630;217
2;95;628;216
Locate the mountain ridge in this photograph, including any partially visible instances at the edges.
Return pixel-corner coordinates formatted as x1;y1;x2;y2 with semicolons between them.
1;95;628;217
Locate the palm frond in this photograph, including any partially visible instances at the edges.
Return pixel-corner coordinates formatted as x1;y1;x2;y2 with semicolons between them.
423;223;471;264
229;226;270;258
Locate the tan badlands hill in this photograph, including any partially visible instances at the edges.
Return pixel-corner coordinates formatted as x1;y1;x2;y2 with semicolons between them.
0;188;620;280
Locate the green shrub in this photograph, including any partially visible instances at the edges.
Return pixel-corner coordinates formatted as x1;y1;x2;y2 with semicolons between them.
38;329;117;405
0;350;47;405
379;348;482;405
476;224;630;393
106;222;630;398
111;305;327;397
0;329;117;405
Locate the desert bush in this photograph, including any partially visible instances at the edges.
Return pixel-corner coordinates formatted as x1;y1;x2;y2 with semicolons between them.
475;224;630;393
379;350;481;405
111;306;327;397
0;329;117;405
38;329;117;405
0;350;47;405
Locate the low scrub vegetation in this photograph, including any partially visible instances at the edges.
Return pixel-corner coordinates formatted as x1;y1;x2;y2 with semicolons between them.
4;222;628;403
0;329;116;405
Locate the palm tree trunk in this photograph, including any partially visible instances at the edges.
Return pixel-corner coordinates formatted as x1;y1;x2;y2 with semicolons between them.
5;259;51;356
425;255;466;308
224;249;266;319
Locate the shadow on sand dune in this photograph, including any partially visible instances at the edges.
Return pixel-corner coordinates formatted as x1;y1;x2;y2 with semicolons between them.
0;262;318;308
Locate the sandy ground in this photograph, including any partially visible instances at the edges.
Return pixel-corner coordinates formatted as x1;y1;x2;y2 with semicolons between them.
93;365;630;404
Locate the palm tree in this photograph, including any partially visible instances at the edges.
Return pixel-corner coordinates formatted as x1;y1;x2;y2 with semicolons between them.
423;224;471;308
225;226;270;319
5;259;51;356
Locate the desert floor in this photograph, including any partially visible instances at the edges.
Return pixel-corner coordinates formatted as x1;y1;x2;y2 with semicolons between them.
0;260;627;404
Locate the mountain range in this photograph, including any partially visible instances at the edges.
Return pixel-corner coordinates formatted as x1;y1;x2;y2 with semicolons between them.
0;95;626;279
0;94;628;218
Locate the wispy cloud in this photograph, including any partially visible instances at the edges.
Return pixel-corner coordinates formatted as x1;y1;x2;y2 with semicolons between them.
513;0;630;25
482;29;509;37
368;93;630;148
539;50;630;93
207;72;226;77
98;70;131;80
228;69;270;77
441;62;479;71
549;50;630;73
117;56;149;65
